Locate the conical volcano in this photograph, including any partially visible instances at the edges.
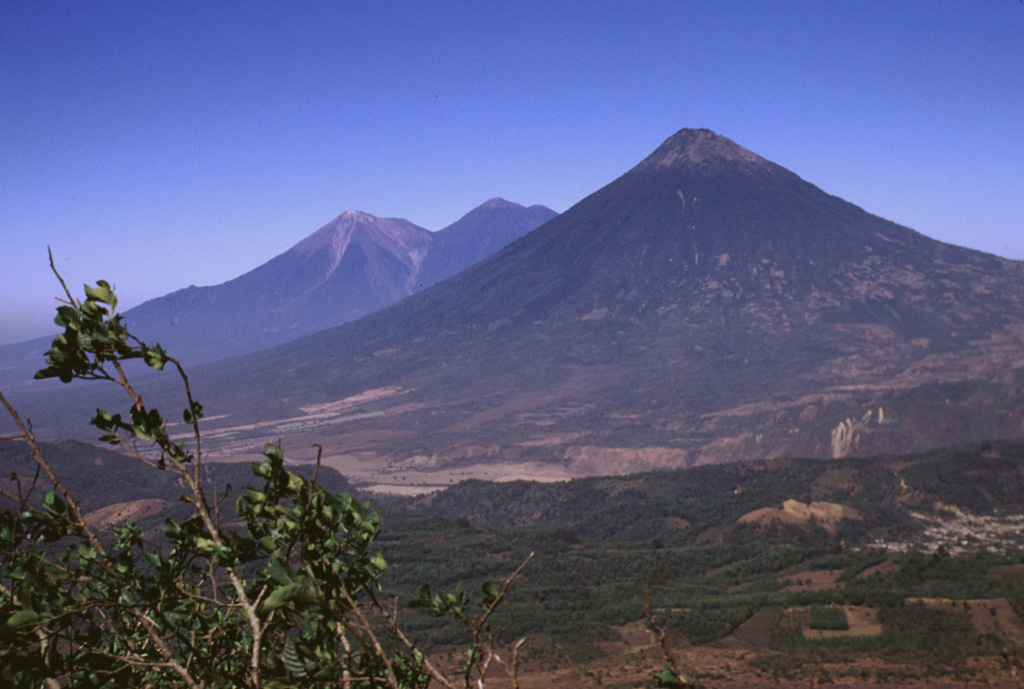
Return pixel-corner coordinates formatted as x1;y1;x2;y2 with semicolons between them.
32;130;1024;479
414;128;942;330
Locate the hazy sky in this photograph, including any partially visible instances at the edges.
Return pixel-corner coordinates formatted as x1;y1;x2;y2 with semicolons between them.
2;1;1023;345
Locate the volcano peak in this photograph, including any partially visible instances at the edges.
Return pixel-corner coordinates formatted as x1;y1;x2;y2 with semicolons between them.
480;197;518;209
337;209;376;224
638;128;764;169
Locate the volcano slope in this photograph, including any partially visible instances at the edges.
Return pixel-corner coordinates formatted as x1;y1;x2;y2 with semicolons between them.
20;129;1024;480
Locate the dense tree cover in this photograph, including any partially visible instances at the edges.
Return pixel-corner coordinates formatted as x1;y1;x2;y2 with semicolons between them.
379;510;1024;664
808;605;849;631
414;442;1024;547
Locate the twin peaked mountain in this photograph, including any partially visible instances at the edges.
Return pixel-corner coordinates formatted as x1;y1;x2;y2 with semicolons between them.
15;129;1024;472
121;198;557;364
0;198;555;385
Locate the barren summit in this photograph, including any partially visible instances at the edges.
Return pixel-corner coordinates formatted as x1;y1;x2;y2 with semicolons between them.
637;128;765;168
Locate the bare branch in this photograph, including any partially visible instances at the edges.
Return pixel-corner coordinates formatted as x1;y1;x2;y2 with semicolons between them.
47;246;77;307
476;552;534;632
0;388;107;558
645;563;693;687
381;608;459;689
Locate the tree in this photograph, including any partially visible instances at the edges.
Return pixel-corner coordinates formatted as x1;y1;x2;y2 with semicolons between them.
0;257;530;688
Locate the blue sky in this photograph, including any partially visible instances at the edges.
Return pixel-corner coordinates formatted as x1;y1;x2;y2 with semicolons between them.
2;1;1023;345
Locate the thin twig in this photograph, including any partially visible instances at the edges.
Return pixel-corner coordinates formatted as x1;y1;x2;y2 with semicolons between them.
47;246;76;306
645;562;692;687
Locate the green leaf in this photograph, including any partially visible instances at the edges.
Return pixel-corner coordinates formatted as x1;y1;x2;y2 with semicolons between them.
144;552;163;571
42;489;66;518
654;667;693;688
480;580;499;607
262;582;305;614
266;558;293;585
130;406;163;442
411;583;432;606
5;610;40;630
163;518;181;539
286;472;305;495
53;305;79;328
144;344;167;370
84;280;117;310
195;537;216;552
212;544;236;566
263;443;285;463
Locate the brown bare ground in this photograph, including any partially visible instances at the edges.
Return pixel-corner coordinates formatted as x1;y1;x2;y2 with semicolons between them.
738;499;862;535
856;559;900;579
321;453;580;495
446;393;564;433
297;386;407;415
775;605;884;640
84;499;173;528
778;569;844;592
477;638;1017;689
727;608;782;647
912;598;1024;644
564;445;689;474
990;564;1024;582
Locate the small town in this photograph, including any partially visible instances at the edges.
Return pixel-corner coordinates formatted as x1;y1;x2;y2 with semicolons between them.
866;508;1024;556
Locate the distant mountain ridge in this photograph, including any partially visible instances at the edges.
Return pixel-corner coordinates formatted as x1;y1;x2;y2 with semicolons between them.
122;198;555;364
415;199;558;289
0;199;557;380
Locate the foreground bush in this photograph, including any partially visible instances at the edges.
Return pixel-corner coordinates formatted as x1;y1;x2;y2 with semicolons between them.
0;262;531;689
